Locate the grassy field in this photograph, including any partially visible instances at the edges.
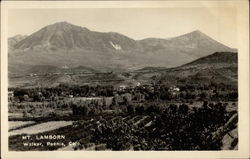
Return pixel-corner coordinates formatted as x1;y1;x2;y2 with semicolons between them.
9;121;73;136
9;121;35;130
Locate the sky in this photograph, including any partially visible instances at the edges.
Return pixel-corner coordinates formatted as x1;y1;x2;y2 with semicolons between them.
8;7;237;48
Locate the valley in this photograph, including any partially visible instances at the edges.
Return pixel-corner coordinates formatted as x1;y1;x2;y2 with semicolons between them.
7;21;238;151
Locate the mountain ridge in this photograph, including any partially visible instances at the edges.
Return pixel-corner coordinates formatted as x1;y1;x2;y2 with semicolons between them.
182;52;237;67
12;21;139;51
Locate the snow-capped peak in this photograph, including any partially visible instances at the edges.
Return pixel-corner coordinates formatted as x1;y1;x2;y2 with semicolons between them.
109;41;122;50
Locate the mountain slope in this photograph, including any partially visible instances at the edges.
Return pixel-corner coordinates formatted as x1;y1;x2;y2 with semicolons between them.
134;52;238;86
8;35;27;49
183;52;237;66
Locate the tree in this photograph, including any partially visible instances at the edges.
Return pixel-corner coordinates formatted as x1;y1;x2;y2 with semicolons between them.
178;104;189;115
127;104;135;114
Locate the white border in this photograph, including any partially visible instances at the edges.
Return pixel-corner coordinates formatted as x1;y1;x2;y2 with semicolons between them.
1;1;249;159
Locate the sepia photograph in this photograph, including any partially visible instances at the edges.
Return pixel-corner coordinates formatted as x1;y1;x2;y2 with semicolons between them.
1;1;249;159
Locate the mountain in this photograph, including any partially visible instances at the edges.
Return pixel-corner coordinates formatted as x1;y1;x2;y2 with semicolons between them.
9;21;236;73
13;22;139;51
139;30;236;59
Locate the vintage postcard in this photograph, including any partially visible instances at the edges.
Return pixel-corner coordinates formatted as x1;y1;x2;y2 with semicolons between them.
1;1;249;159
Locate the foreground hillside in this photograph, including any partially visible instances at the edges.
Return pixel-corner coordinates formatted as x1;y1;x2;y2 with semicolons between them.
134;52;237;87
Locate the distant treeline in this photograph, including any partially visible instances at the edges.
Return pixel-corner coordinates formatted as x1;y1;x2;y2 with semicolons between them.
9;82;237;103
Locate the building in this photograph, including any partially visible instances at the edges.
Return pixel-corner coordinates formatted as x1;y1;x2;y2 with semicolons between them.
169;86;180;92
29;73;37;77
8;91;14;101
118;85;127;91
169;86;180;97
